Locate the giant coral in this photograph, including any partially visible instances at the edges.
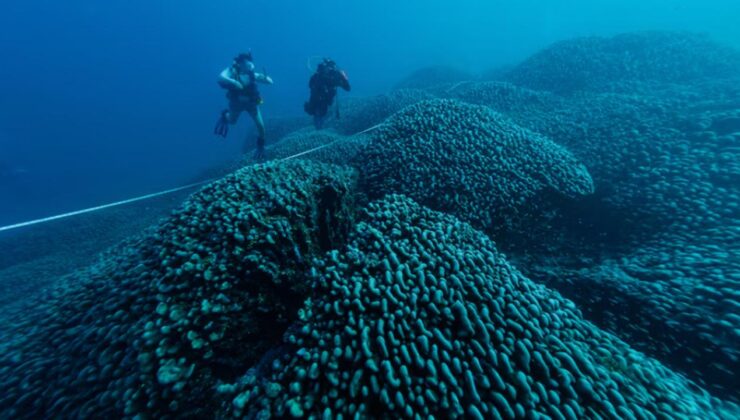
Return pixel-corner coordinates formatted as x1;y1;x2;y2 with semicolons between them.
357;99;594;235
227;194;736;419
0;161;357;418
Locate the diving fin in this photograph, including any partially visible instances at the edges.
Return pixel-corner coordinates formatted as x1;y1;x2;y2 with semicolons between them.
214;110;229;138
253;136;266;160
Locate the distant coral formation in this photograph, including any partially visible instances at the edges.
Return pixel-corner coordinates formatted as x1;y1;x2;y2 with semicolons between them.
244;129;369;167
331;89;435;135
393;65;474;90
505;31;740;93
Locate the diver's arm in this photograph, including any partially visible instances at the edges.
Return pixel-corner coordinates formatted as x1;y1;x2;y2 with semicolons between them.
218;68;243;89
254;72;274;85
338;70;351;91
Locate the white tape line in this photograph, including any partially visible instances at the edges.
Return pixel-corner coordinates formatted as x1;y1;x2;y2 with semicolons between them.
280;140;341;161
0;123;387;233
445;80;474;93
354;122;385;135
0;179;214;233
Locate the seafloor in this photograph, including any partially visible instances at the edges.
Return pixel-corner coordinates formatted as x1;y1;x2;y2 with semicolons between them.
0;31;738;419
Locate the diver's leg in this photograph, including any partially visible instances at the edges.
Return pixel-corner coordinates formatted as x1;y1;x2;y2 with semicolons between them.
318;103;330;128
251;107;266;140
227;101;241;124
248;107;266;158
314;115;322;130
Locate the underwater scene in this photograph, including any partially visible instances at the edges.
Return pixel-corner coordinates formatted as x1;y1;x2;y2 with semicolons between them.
1;1;739;418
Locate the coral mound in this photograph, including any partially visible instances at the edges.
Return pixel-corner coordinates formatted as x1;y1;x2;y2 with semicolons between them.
0;161;357;418
331;89;436;135
445;81;565;115
244;129;369;167
506;31;740;93
357;99;594;234
394;65;474;90
229;194;735;419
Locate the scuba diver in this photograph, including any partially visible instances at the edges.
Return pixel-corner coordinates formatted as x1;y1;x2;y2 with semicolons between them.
304;58;350;130
214;51;273;158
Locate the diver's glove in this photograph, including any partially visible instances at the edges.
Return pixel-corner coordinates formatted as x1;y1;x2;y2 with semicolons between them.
214;110;229;138
253;136;266;160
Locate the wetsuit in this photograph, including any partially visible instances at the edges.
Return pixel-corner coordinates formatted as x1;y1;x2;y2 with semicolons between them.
304;65;351;129
219;65;271;137
214;59;273;158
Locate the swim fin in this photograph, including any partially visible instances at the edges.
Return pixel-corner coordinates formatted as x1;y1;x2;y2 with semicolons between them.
253;136;266;160
214;110;229;138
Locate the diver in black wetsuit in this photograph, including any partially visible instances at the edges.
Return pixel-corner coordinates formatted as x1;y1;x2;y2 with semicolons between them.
304;58;351;130
213;52;274;159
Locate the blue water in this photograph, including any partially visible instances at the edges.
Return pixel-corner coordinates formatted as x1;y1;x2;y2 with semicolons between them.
1;0;739;225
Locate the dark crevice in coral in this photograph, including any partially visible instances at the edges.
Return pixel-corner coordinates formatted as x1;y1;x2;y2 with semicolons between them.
316;182;355;252
215;172;360;396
